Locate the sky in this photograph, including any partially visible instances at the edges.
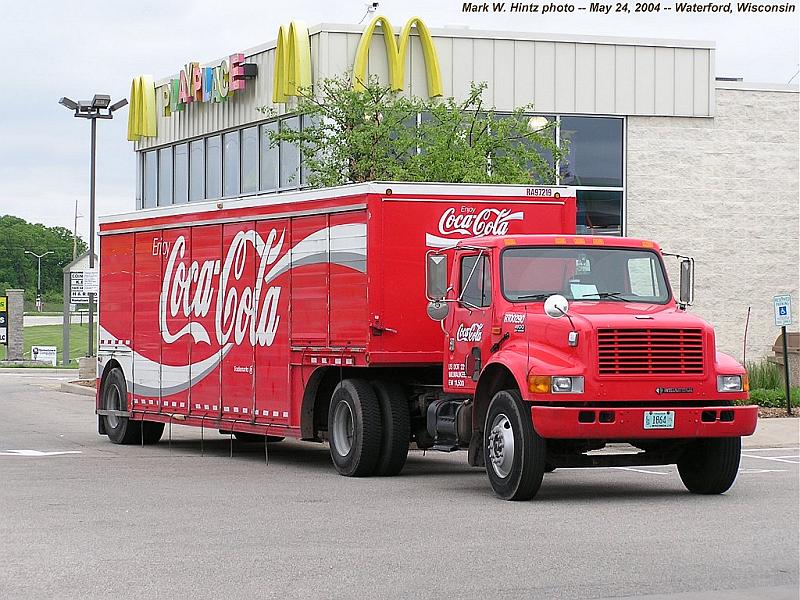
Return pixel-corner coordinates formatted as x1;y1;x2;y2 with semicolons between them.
0;0;797;238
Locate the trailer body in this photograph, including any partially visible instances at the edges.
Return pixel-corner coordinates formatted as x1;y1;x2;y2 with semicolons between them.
97;183;574;439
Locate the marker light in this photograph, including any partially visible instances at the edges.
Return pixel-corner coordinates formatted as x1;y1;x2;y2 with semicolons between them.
528;375;550;394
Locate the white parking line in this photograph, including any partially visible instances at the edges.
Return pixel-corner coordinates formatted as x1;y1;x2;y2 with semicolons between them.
740;454;799;464
614;467;669;475
742;447;799;452
738;469;788;474
0;450;82;457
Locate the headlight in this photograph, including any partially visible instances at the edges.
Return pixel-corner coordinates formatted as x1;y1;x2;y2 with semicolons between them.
717;375;743;392
528;375;585;393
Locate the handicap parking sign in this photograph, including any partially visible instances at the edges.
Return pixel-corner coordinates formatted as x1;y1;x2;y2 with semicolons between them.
773;295;792;327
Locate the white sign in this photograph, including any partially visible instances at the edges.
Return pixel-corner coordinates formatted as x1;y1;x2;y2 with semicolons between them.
773;295;792;327
31;345;57;366
83;270;99;295
70;271;98;304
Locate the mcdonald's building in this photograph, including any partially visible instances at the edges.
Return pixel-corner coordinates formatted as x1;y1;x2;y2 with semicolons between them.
127;17;798;360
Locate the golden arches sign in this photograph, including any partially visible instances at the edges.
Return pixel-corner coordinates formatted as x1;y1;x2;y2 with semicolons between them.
352;16;443;98
273;21;312;104
127;75;157;141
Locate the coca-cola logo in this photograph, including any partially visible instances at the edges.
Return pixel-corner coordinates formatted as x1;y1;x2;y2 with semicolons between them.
160;228;285;349
426;206;524;248
456;323;483;342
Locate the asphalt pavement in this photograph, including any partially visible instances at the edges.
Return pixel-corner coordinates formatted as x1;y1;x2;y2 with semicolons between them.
0;369;797;600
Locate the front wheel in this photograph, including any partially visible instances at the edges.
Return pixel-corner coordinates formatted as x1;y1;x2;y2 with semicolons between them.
483;389;546;500
677;437;741;494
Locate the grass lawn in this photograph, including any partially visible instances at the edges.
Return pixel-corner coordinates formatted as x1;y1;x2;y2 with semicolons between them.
0;324;91;367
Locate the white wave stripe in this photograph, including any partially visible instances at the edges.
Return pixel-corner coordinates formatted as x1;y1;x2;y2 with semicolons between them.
99;223;366;398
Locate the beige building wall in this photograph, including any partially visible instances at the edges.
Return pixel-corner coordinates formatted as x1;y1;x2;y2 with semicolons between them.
627;83;799;363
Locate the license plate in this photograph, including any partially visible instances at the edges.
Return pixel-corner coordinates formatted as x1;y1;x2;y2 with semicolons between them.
644;410;675;430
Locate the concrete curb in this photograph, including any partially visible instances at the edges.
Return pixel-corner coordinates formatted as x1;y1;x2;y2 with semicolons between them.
60;381;96;397
744;417;799;448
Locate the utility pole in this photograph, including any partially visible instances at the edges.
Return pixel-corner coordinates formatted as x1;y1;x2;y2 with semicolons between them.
72;200;82;261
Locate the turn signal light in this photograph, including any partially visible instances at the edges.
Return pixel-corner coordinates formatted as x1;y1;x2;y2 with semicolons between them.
528;375;551;394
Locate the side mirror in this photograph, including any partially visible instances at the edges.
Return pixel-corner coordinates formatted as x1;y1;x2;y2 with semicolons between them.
426;253;448;301
544;294;569;319
426;300;450;321
679;258;694;306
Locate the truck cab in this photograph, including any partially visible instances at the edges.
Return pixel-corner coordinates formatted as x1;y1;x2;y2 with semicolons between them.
426;234;758;500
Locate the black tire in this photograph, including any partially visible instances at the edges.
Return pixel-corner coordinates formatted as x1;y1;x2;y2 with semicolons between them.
102;367;140;445
484;389;546;500
328;379;383;477
677;437;741;494
371;380;411;476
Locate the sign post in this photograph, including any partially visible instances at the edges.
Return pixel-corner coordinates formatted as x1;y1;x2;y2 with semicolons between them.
773;294;793;416
0;296;7;347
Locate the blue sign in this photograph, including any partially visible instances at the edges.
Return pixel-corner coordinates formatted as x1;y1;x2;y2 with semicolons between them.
773;295;792;327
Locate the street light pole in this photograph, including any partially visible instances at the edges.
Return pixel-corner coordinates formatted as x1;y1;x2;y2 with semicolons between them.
24;250;54;312
59;94;127;358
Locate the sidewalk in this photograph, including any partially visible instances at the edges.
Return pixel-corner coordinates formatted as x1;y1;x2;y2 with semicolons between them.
745;417;799;448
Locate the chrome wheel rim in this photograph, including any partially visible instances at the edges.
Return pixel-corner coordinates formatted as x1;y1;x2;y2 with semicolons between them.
332;401;354;457
106;385;121;429
488;413;515;479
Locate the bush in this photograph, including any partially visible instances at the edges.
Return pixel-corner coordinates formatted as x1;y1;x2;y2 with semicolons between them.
736;387;800;408
746;359;783;390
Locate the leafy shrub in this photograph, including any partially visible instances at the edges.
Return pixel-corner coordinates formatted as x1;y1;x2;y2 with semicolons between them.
746;359;783;391
736;387;800;408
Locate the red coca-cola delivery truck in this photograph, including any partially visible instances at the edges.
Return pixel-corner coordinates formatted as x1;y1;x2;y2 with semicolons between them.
96;182;757;499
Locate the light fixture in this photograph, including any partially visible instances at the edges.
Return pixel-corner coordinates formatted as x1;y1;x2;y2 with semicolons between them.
91;94;111;109
110;98;128;112
527;116;550;132
59;97;78;110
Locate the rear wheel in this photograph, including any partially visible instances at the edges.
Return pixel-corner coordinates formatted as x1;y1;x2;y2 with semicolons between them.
102;368;140;445
371;380;410;476
484;389;546;500
328;379;382;477
677;437;741;494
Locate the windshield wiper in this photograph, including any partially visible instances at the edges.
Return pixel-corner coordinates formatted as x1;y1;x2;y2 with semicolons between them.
578;291;627;300
515;293;552;301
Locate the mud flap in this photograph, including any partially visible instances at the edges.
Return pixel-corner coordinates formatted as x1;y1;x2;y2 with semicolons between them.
468;430;485;467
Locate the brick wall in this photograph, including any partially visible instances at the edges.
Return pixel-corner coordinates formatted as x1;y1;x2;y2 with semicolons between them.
627;86;799;364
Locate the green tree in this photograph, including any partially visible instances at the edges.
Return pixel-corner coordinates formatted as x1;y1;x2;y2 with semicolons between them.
262;76;564;187
0;215;87;302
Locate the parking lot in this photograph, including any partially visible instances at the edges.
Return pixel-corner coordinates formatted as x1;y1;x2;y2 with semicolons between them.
0;370;797;600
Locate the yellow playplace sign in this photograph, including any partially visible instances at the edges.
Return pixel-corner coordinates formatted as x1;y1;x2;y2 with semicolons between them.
352;16;442;98
127;16;442;141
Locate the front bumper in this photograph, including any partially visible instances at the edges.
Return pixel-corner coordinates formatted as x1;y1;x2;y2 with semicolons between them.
531;405;758;439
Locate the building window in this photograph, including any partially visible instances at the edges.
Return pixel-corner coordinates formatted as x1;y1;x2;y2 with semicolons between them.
241;126;259;194
157;147;173;206
206;135;222;199
174;143;189;204
279;116;300;189
559;117;623;187
260;122;279;192
189;139;205;202
143;150;157;208
223;131;240;197
576;190;623;236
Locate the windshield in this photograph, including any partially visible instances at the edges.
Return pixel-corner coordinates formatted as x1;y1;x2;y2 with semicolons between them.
501;246;671;304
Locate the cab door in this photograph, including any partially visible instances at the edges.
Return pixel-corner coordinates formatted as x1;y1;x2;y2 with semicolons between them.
445;252;494;394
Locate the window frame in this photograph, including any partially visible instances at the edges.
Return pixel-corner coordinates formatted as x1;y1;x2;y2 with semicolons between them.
499;245;672;305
